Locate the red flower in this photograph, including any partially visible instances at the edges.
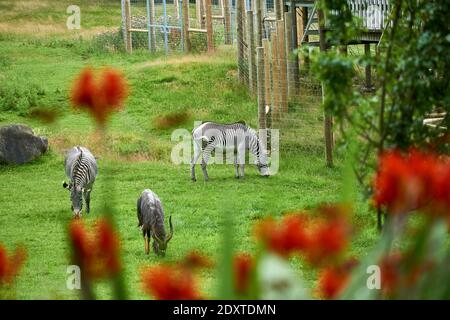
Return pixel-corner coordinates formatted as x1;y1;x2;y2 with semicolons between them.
70;67;128;125
317;259;357;299
255;214;311;257
233;253;254;295
373;149;450;215
69;218;121;279
306;217;351;266
379;252;402;297
141;265;201;300
430;159;450;216
0;244;27;285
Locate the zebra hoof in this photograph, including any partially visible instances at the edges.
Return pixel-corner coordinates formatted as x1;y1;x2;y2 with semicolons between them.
191;178;197;182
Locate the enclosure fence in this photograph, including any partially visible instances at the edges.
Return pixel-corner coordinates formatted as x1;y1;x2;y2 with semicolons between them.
121;0;392;164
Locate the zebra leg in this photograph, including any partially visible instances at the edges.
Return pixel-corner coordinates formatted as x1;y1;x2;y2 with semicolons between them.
191;140;202;182
240;163;245;178
84;190;91;214
201;158;209;181
234;156;240;179
201;140;214;181
144;230;150;255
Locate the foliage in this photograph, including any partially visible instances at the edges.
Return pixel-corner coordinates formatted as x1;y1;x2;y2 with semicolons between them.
313;0;450;188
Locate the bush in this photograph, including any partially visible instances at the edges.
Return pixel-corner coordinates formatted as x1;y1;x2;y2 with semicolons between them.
0;80;46;114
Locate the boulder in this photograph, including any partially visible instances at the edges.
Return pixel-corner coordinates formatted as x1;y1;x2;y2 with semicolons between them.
0;124;48;165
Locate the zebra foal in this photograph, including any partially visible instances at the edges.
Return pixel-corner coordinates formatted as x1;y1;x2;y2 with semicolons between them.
191;121;270;181
62;146;98;219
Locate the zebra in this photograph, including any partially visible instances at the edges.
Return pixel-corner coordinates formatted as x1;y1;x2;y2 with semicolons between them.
191;121;270;181
137;189;173;256
62;146;98;219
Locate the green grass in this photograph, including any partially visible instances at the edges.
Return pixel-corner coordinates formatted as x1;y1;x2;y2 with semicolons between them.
0;0;379;299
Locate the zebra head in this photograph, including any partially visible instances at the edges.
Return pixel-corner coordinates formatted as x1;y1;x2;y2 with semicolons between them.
152;216;174;257
256;150;270;177
63;181;88;219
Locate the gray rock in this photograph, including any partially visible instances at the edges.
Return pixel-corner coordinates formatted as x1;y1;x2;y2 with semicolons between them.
0;124;48;165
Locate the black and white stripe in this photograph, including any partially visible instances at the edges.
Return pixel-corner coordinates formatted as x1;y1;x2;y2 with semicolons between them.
63;146;98;217
191;121;269;181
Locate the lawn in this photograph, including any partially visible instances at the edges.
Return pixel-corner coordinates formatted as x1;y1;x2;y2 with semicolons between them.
0;0;379;299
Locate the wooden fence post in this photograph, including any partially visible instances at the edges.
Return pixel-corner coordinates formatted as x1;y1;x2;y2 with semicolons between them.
224;0;232;44
271;31;280;124
277;20;288;113
262;39;271;118
301;7;309;69
257;47;266;130
247;10;256;94
146;0;156;52
237;0;245;83
365;43;372;90
286;10;299;97
274;0;282;20
318;8;333;167
182;0;191;52
255;0;263;47
205;0;214;52
175;0;180;19
124;0;132;53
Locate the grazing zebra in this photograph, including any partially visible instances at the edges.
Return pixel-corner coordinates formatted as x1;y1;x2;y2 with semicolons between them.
137;189;173;256
191;121;270;181
62;146;98;219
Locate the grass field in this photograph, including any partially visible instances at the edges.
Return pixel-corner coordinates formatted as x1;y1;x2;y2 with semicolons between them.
0;0;379;299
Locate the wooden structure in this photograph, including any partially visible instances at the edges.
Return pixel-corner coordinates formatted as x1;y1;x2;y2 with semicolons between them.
122;0;225;54
237;0;391;166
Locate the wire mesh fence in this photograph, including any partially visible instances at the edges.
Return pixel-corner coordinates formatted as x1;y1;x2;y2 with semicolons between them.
121;0;389;156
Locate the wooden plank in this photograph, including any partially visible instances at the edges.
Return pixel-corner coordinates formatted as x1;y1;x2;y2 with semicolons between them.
189;28;208;33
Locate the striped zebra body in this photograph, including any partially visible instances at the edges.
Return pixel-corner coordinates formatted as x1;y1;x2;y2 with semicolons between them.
191;121;269;181
63;146;98;218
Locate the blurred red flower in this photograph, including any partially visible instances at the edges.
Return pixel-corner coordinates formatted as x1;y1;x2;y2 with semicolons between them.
141;264;201;300
70;67;128;125
0;244;27;285
69;218;121;279
379;252;402;297
233;253;254;295
317;259;357;299
255;214;311;257
306;207;352;266
373;149;450;216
